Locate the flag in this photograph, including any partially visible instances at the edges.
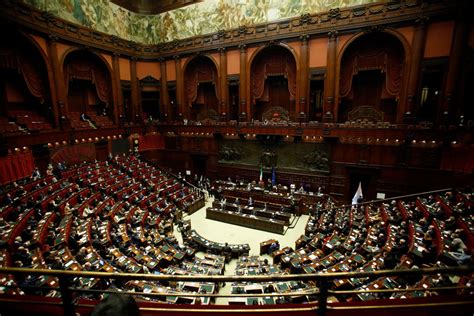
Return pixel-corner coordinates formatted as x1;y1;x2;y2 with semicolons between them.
352;182;363;205
259;165;263;182
271;166;276;186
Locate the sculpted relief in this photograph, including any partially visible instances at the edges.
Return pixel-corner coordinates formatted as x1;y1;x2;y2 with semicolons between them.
219;140;329;173
219;145;243;162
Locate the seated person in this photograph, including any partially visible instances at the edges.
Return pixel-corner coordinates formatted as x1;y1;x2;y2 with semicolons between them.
266;179;273;190
449;235;471;265
268;241;280;254
31;168;41;180
223;242;232;262
91;293;139;316
220;197;226;208
82;205;95;218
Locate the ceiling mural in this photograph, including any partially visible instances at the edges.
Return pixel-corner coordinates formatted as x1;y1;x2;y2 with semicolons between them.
22;0;377;45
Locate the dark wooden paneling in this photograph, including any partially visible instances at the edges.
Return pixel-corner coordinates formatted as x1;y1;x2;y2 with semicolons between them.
144;132;473;205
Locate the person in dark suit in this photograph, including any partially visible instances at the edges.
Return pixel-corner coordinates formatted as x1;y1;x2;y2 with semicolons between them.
3;193;13;206
268;241;280;254
223;242;232;262
91;293;139;316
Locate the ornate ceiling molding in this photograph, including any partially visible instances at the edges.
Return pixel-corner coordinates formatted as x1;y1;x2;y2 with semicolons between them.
0;0;461;60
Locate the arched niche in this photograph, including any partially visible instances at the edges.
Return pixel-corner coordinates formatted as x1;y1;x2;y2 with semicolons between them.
62;49;114;128
0;31;53;131
249;45;297;122
338;32;406;123
183;55;219;122
139;75;161;121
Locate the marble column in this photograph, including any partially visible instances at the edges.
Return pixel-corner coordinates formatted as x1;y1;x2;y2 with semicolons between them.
174;55;185;118
130;57;140;122
112;52;122;124
47;34;66;128
324;31;337;121
239;44;248;120
299;35;310;120
218;47;228;117
405;17;428;115
442;18;468;116
159;57;170;121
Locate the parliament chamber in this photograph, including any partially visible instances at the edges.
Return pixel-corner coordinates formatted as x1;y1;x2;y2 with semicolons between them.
0;0;473;315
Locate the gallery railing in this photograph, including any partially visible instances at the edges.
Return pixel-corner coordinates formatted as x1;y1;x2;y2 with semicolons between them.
0;265;473;316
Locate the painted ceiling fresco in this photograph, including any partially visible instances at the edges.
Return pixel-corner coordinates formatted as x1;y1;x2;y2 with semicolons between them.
22;0;378;44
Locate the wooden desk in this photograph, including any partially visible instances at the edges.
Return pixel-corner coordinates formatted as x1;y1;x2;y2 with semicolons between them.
213;201;292;224
272;247;292;264
189;230;250;258
220;186;329;215
356;277;399;301
223;188;294;210
186;196;205;214
260;239;278;255
206;207;285;234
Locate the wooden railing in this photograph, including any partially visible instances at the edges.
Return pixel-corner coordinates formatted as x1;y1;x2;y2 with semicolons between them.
0;265;473;316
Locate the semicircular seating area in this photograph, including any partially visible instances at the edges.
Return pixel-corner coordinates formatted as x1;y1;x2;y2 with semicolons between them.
0;155;473;305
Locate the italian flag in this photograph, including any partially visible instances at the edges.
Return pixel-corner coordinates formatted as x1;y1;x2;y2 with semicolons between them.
259;165;263;182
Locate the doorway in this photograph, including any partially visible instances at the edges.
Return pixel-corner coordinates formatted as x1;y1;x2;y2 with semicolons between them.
191;154;207;177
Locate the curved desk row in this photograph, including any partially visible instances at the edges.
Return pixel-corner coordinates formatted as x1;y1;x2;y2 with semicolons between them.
206;207;286;234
